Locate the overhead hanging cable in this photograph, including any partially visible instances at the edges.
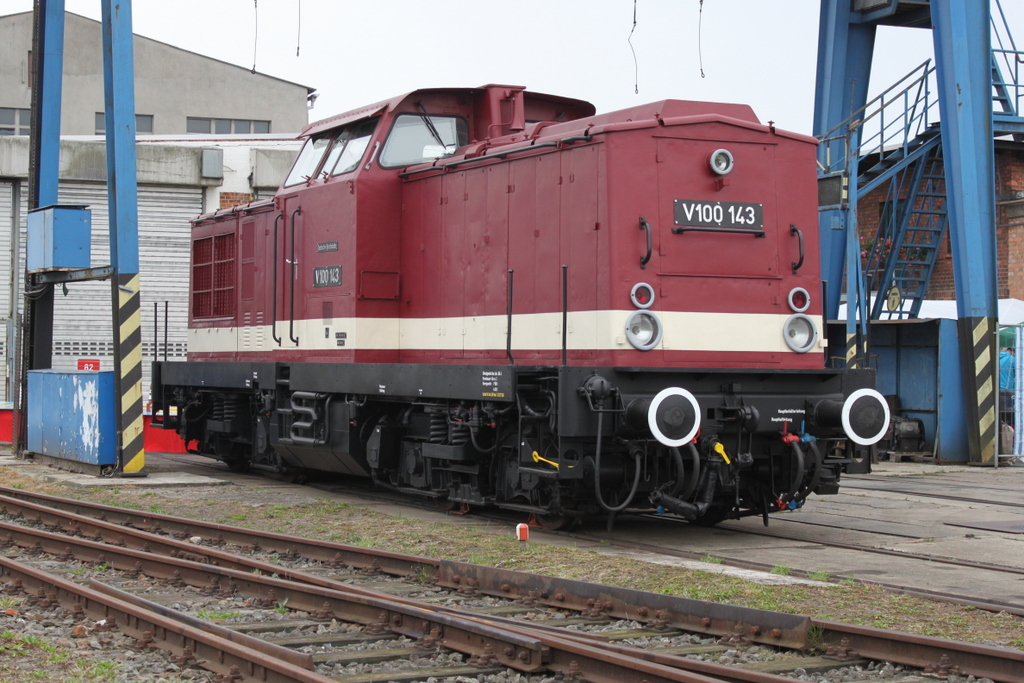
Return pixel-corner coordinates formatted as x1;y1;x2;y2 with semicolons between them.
251;0;258;73
628;0;639;93
698;0;706;78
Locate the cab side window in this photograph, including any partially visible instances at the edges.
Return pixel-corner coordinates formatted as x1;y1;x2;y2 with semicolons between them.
379;114;468;168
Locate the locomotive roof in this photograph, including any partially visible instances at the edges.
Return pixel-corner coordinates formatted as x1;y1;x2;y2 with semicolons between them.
300;85;596;138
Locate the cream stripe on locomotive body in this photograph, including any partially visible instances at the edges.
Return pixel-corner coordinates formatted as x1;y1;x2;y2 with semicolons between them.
189;310;826;357
156;85;889;529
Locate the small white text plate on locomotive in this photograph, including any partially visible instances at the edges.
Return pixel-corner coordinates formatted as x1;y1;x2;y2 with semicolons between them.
673;200;764;230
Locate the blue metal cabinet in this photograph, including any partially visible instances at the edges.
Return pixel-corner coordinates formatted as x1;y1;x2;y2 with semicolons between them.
26;205;92;272
27;370;117;466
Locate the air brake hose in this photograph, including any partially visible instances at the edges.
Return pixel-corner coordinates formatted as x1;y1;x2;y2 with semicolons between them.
680;442;702;500
667;447;687;497
792;440;823;504
780;441;807;505
649;465;717;520
592;411;643;513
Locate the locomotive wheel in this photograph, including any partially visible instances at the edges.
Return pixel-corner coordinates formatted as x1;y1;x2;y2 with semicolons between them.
688;505;732;527
223;457;250;474
222;443;251;474
535;514;577;531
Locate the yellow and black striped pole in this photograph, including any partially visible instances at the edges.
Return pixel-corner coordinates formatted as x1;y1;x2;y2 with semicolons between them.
961;316;998;465
115;273;145;474
102;0;146;475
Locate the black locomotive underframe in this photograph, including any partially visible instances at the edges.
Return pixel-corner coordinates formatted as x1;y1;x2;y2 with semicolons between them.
152;361;875;526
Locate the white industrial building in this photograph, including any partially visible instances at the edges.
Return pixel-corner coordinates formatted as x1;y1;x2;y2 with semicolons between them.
0;9;310;404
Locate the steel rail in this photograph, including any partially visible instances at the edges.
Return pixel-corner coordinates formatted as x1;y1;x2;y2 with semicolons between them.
0;555;334;683
0;487;810;648
815;620;1024;683
0;521;746;683
0;519;551;673
0;487;440;577
5;488;1024;682
86;578;313;670
840;482;1024;509
0;495;804;682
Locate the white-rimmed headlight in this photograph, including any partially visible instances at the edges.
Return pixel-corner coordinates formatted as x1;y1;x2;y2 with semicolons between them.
709;148;734;175
788;287;810;313
783;313;817;353
625;310;663;351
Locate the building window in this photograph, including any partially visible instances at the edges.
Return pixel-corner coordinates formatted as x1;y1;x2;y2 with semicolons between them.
94;113;155;135
187;117;270;135
0;108;32;136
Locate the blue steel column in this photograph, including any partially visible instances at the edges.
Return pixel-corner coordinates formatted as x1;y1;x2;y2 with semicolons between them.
31;0;64;208
813;0;876;327
932;0;999;465
101;0;146;475
16;0;65;454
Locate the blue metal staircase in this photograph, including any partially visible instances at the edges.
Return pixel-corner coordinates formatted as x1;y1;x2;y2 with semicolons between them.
865;135;948;319
818;35;1023;323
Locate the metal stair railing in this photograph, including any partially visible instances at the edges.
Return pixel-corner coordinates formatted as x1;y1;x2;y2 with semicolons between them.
817;60;937;178
868;142;948;320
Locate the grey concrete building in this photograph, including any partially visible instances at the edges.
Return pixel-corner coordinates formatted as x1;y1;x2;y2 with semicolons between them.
0;10;314;136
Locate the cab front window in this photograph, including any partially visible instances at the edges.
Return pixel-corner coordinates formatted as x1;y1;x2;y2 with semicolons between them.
326;118;378;176
379;114;468;168
283;136;331;187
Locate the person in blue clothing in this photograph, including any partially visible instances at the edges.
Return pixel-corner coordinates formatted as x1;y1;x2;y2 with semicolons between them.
999;328;1015;427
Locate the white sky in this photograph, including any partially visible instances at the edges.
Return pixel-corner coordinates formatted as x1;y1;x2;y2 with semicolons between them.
4;0;1023;135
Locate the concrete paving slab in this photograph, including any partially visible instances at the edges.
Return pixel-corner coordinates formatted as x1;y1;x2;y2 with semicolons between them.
0;454;231;488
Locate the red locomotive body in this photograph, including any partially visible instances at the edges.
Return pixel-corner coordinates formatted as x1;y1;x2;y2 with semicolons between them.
155;85;888;527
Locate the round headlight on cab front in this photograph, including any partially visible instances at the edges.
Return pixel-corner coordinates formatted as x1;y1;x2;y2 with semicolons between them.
783;313;818;353
625;310;663;351
709;148;734;175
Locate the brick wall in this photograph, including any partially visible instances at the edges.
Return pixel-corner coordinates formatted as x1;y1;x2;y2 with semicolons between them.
219;191;253;209
854;146;1024;301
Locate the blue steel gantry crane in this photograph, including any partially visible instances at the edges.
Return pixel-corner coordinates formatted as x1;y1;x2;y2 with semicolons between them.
17;0;146;475
815;0;1024;465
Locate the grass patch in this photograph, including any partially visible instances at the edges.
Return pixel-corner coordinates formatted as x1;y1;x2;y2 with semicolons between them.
196;609;242;620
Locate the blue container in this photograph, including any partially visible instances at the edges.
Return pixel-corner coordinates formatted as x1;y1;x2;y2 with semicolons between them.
27;370;117;466
26;205;91;272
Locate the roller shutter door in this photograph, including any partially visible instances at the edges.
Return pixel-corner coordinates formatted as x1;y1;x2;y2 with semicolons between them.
0;182;15;400
52;183;200;406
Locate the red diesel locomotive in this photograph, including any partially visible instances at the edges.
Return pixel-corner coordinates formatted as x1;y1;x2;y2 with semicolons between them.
152;84;889;528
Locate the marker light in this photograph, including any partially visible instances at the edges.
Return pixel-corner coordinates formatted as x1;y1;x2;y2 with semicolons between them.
788;287;810;313
630;282;655;309
709;148;734;175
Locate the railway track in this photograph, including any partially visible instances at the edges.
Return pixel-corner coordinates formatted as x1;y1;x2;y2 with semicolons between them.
151;456;1024;617
0;485;1020;682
